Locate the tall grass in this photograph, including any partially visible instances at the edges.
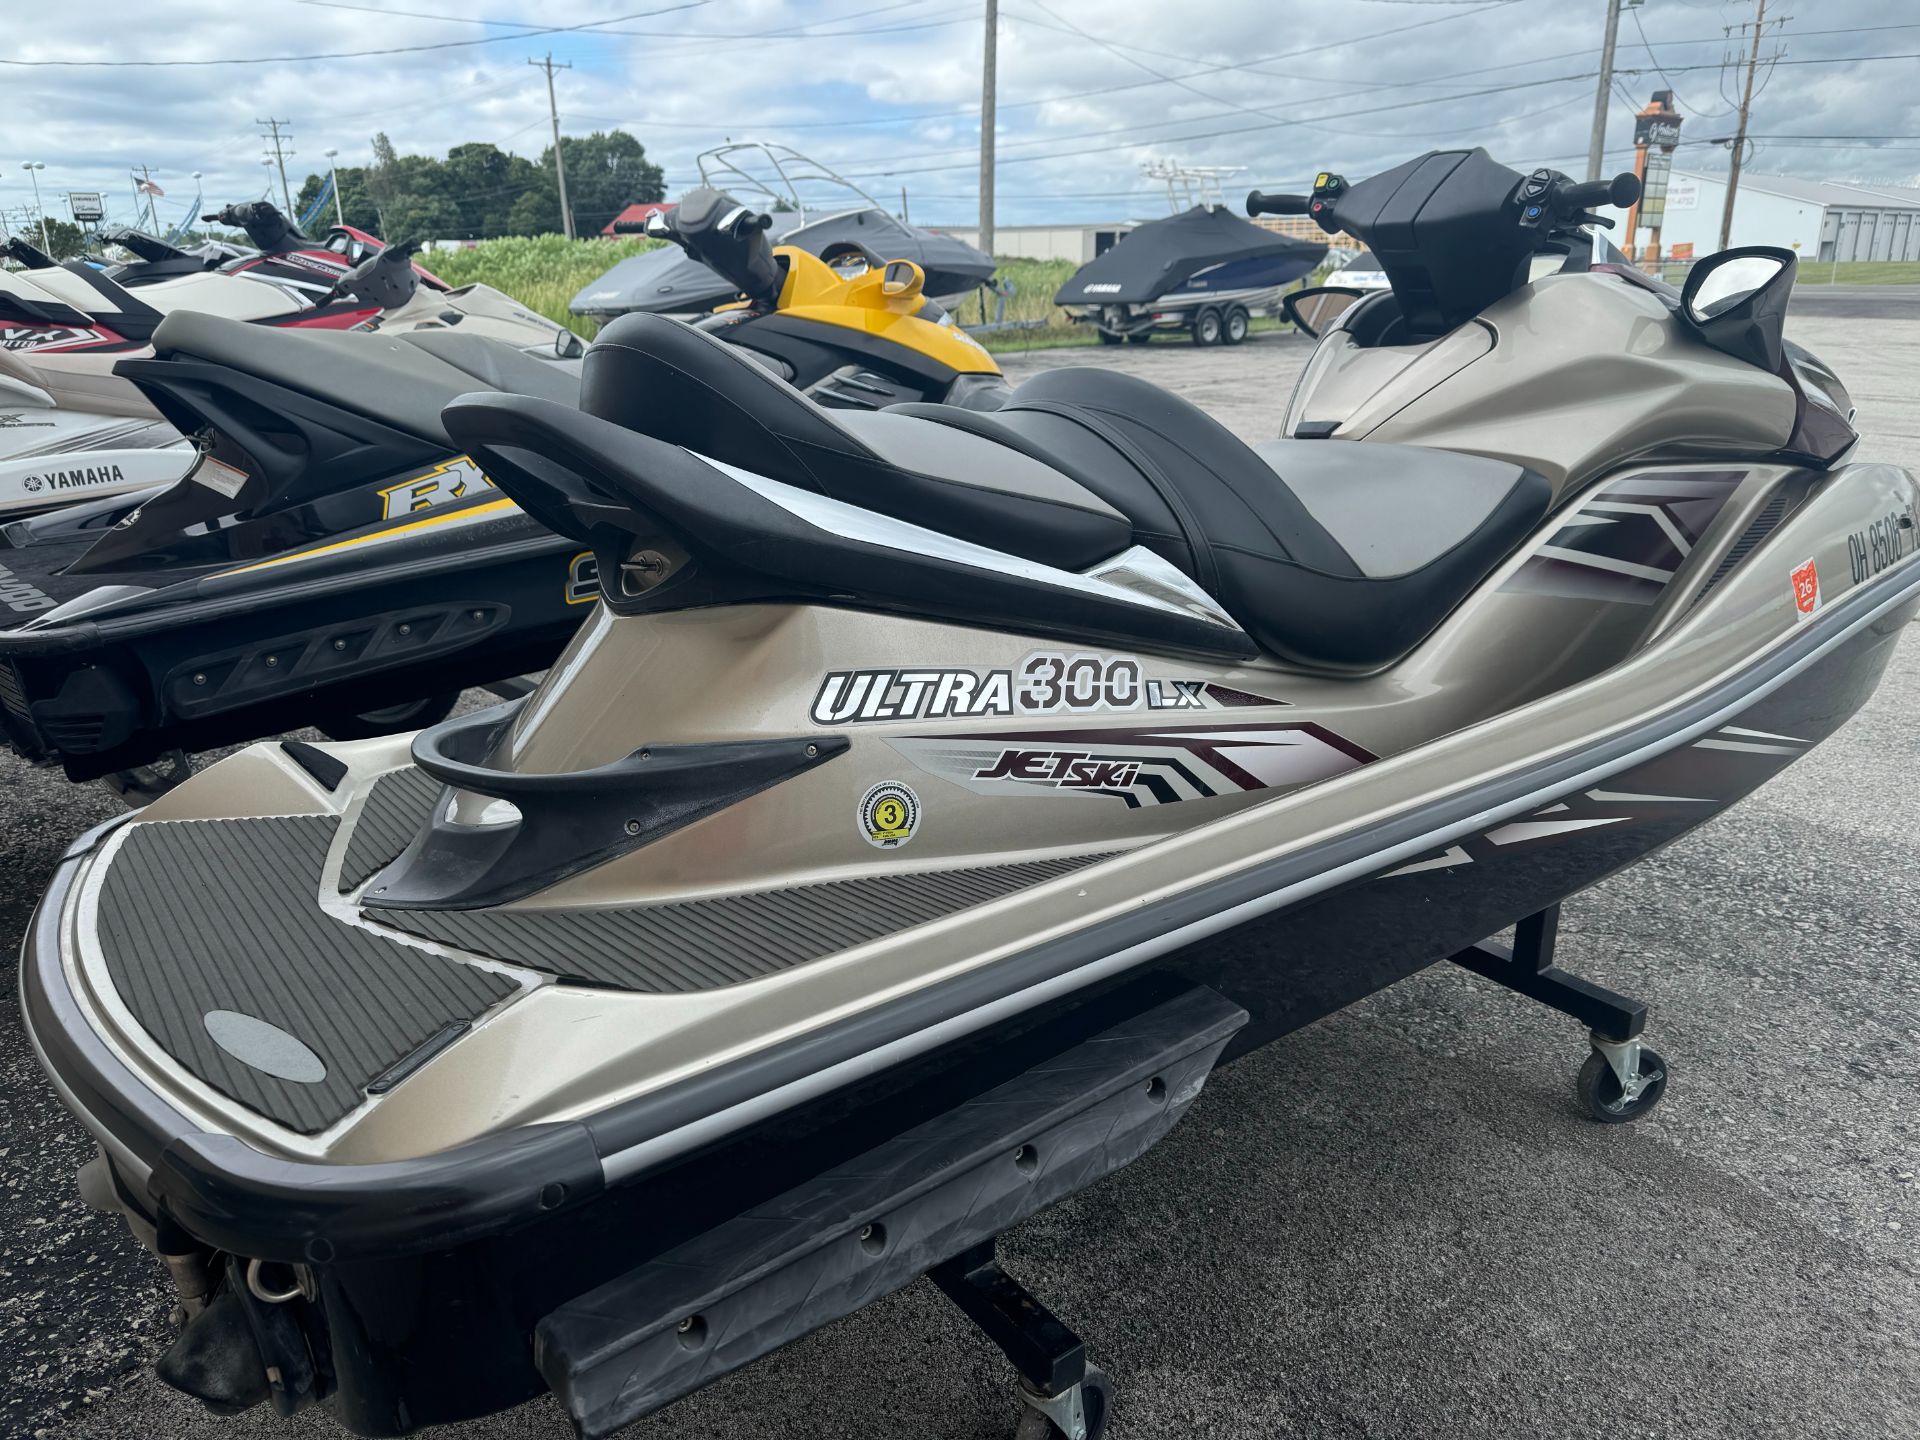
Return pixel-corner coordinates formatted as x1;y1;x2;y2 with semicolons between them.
428;234;662;337
426;238;1336;352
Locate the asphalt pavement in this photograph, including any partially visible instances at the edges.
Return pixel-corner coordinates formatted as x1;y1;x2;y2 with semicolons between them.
2;291;1917;1439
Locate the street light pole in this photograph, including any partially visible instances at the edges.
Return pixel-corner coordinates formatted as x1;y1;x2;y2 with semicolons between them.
21;162;50;252
325;148;346;226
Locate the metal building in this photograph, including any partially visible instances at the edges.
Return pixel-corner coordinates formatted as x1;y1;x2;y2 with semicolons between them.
1653;171;1920;263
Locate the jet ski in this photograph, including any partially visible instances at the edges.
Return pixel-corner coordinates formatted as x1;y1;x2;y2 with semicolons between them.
0;315;591;793
571;142;996;321
0;210;1009;795
0;206;583;523
1055;203;1327;345
24;149;1916;1439
642;185;1008;410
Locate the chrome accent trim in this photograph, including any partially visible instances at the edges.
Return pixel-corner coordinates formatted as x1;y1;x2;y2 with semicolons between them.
697;458;1252;637
1084;545;1241;630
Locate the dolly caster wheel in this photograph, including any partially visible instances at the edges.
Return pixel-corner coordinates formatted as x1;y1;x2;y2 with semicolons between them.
1014;1367;1110;1440
1578;1032;1668;1124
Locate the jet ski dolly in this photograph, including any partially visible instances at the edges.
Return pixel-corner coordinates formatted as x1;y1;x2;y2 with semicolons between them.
533;984;1243;1439
931;1244;1111;1440
1450;904;1669;1123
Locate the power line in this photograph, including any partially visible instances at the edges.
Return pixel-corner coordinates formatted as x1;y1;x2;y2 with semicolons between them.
829;43;1919;186
0;1;707;66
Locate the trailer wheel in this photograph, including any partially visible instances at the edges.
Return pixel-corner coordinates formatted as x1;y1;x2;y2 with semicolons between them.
1097;329;1123;345
1222;305;1250;345
1191;308;1223;346
1125;332;1152;345
315;690;461;742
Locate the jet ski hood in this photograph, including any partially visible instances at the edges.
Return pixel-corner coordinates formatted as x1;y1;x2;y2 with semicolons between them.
571;206;995;317
1054;205;1328;306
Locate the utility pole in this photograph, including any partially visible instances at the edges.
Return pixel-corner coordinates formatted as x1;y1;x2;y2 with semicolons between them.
978;0;997;257
257;118;295;214
1719;0;1779;252
530;54;576;240
1585;0;1625;182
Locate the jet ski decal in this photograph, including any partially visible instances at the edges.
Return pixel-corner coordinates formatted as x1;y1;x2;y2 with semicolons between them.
0;560;58;613
1501;470;1745;604
1;323;128;354
377;456;495;519
889;723;1372;808
221;496;521;575
1379;724;1811;877
811;653;1286;726
19;462;126;495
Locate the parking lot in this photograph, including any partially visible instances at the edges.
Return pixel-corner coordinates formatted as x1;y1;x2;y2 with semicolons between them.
3;297;1917;1439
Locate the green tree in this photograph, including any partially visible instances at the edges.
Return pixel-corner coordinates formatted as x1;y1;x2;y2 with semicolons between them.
33;217;86;259
276;129;662;243
293;165;381;233
533;131;666;234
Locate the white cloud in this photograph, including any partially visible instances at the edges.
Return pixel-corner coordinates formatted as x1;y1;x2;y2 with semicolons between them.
1;0;1916;235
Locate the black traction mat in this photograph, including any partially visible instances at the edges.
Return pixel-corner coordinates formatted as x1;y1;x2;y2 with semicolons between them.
373;854;1109;994
96;816;517;1133
338;765;443;892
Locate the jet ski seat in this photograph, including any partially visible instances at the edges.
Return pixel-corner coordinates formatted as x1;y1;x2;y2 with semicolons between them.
569;313;1552;670
147;311;579;448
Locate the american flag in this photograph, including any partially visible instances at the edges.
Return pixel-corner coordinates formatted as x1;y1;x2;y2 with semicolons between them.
132;174;164;197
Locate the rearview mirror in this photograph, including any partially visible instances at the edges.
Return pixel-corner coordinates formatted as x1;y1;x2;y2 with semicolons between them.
1281;286;1364;340
1678;245;1796;371
881;259;925;298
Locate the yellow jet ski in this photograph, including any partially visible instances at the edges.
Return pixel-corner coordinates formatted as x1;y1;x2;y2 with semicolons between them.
625;188;1010;411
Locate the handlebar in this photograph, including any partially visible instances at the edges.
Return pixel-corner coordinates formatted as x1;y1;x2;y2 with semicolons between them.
1246;190;1311;218
1554;172;1642;215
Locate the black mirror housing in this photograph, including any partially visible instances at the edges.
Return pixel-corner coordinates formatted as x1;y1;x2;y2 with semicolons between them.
1282;285;1366;340
1677;245;1797;373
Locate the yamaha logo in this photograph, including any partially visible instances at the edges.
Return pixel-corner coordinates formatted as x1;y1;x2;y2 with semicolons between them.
22;476;42;493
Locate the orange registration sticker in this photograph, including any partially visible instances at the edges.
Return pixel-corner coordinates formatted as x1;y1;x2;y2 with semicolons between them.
1790;558;1821;622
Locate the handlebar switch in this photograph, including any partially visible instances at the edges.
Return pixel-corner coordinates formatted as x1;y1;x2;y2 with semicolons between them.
1518;168;1554;229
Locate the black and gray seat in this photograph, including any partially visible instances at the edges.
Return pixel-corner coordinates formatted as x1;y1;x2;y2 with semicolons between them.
148;311;579;447
494;313;1551;670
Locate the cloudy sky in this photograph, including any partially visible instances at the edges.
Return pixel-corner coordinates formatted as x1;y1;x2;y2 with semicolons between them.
2;0;1916;236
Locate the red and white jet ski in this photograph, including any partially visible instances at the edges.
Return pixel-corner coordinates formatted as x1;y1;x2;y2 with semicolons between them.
0;204;580;519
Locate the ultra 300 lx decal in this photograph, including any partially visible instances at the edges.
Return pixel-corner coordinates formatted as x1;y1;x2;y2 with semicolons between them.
811;652;1283;725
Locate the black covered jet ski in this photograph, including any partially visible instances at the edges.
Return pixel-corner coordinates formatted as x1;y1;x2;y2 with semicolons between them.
0;314;592;788
23;149;1920;1439
1055;203;1327;344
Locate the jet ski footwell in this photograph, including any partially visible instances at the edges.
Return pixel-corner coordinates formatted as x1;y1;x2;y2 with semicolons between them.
21;557;1920;1435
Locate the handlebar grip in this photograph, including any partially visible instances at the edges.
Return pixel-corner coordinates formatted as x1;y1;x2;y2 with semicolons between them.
1557;172;1641;213
743;211;774;232
610;219;649;233
1246;190;1311;218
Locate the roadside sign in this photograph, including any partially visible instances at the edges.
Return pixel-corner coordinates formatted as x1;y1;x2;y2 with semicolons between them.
1670;242;1694;261
67;192;105;223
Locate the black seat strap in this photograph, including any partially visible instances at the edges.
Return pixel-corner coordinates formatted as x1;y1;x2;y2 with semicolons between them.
1005;397;1221;599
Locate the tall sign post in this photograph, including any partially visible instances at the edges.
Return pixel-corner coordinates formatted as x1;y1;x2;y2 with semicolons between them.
1625;92;1683;266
